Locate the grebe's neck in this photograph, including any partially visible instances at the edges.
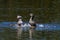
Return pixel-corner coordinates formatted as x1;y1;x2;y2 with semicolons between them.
30;16;33;21
17;19;23;24
18;19;22;21
29;16;35;23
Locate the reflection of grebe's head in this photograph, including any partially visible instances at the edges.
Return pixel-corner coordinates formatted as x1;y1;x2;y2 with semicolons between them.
17;15;22;19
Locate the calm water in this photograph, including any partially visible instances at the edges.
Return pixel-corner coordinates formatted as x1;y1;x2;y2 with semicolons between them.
0;22;60;40
0;22;60;30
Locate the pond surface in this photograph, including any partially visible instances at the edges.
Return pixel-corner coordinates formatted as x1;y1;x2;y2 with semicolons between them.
0;22;60;40
0;22;60;30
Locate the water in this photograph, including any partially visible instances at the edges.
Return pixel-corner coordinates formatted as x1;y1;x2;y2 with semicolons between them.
0;22;60;30
0;22;60;40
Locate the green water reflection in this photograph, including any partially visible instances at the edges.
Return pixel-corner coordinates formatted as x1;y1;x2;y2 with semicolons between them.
0;28;60;40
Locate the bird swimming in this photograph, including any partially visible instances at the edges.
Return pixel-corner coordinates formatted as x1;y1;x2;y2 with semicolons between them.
29;13;36;29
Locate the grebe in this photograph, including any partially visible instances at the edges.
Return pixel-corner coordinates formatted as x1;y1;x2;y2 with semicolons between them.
29;13;36;29
17;15;23;40
29;13;36;40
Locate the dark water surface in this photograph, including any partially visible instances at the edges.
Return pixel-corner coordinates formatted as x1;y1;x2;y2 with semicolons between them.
0;22;60;40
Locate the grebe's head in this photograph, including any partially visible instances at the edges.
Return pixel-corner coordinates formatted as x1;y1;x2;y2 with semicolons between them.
30;13;34;17
17;15;22;19
30;13;34;20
